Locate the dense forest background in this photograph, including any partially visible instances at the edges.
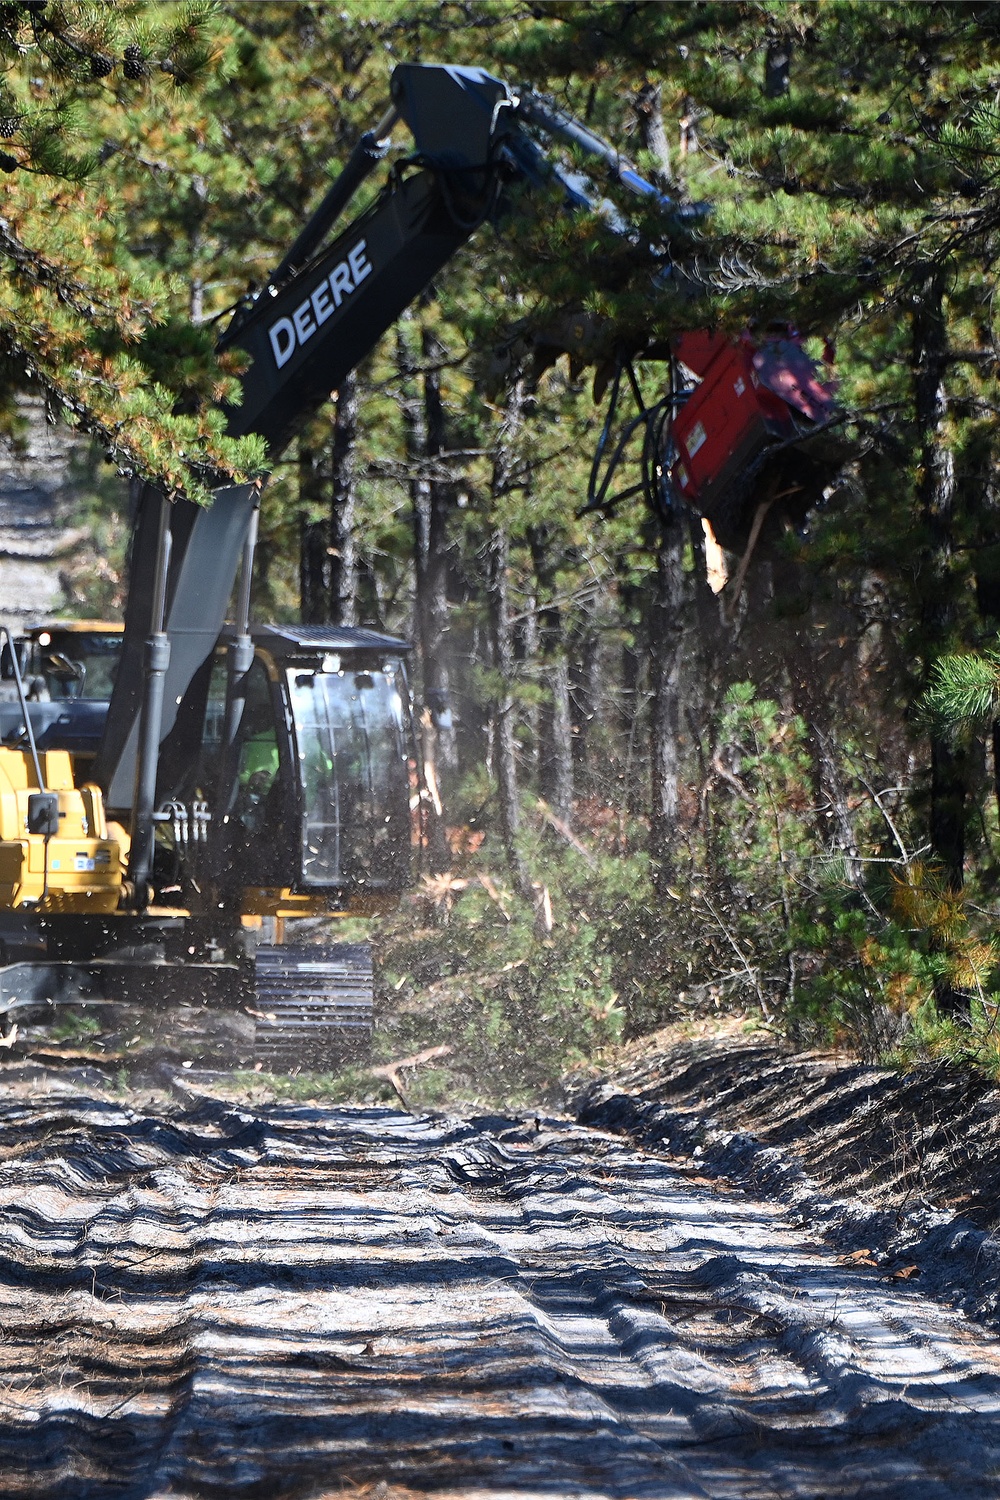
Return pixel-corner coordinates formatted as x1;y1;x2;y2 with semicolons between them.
6;0;1000;1095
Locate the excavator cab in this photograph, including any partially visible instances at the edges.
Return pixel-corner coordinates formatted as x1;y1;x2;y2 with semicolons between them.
0;621;414;1067
25;622;124;702
0;622;124;767
199;625;415;917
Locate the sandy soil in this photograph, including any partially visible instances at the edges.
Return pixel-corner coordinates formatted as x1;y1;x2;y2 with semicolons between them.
0;1073;999;1497
576;1032;1000;1330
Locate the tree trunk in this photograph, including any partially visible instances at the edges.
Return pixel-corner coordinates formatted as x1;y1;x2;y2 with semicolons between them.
547;657;573;818
355;552;384;629
529;524;573;824
329;372;358;628
487;377;533;900
519;574;540;780
913;267;965;891
615;551;648;816
397;321;454;871
633;81;674;190
486;522;532;900
570;626;600;789
419;327;458;776
298;442;327;625
649;515;685;886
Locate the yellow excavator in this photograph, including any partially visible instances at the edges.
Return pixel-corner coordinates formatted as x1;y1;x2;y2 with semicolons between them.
0;613;413;1065
0;623;127;916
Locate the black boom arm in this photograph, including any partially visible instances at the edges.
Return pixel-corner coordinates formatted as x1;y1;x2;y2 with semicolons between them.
95;62;670;829
218;64;522;456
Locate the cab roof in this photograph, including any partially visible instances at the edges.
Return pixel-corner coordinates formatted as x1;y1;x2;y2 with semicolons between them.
27;620;124;636
247;624;411;655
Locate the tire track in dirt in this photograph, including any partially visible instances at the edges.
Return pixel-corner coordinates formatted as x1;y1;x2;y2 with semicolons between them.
0;1093;998;1498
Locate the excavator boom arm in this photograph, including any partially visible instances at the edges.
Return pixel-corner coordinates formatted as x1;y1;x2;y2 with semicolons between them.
93;62;672;828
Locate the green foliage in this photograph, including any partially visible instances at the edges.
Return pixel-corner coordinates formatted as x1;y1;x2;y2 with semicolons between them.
51;1009;102;1042
673;684;1000;1068
885;995;1000;1081
922;646;1000;728
365;673;1000;1092
376;826;634;1102
232;1066;398;1106
0;1;264;500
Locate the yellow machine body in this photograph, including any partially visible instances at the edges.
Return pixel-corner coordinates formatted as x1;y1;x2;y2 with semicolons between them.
0;748;126;913
238;887;399;921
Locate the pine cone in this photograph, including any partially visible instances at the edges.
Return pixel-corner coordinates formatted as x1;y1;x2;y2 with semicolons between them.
122;43;146;80
0;117;18;139
89;53;114;79
0;152;17;172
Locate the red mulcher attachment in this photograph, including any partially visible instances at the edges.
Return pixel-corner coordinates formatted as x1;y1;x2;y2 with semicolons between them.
669;330;841;550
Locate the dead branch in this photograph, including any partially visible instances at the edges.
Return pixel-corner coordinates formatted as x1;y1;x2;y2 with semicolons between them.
372;1043;453;1108
536;799;596;866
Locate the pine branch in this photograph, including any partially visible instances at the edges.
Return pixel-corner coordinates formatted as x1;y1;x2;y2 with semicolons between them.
921;649;1000;727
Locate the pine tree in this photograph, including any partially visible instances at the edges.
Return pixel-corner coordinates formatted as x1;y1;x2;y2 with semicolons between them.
0;1;266;498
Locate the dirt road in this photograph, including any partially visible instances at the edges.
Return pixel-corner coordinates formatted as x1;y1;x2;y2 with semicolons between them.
0;1086;999;1499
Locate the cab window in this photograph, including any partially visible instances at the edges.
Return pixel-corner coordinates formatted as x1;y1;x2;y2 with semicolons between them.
288;662;410;888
